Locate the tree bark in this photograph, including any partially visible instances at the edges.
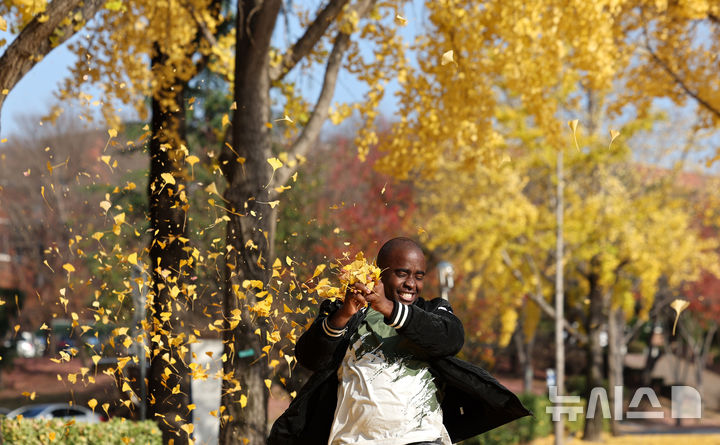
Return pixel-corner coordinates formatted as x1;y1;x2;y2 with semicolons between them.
219;1;282;443
582;264;606;442
0;0;104;133
607;307;624;436
147;47;191;445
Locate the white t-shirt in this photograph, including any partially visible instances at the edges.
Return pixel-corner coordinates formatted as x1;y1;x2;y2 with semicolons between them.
327;309;451;445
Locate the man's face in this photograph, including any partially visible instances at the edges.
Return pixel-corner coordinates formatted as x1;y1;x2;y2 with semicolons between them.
380;245;426;305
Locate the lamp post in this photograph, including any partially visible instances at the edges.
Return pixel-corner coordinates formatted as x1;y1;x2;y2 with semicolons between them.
437;261;454;301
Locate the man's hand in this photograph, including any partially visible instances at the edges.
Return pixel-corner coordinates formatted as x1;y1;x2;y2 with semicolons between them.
361;281;394;318
328;285;368;329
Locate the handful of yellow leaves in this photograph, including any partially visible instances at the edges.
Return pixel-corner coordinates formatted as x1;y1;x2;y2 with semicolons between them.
313;252;382;300
338;252;382;294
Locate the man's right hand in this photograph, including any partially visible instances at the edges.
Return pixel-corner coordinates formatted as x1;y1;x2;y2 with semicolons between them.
328;285;368;329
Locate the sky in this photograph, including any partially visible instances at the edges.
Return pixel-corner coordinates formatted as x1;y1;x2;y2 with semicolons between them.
0;0;427;140
0;3;716;174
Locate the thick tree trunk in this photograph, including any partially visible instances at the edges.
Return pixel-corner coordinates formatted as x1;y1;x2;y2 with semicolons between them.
219;1;282;444
0;0;104;133
583;270;606;442
147;49;191;445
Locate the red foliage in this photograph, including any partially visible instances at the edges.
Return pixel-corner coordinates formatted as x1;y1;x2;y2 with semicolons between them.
296;131;417;263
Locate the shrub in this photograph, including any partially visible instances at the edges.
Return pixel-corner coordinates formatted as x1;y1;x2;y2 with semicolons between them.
460;393;584;445
0;417;162;444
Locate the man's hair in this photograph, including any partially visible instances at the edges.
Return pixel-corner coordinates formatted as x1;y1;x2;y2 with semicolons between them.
376;237;423;269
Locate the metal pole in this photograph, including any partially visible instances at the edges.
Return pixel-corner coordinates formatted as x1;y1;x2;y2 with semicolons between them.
554;148;565;445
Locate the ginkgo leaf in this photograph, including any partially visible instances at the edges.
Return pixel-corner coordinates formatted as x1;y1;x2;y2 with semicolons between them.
568;119;580;151
161;172;175;185
395;14;408;25
128;252;138;265
222;114;230;127
205;182;220;196
63;263;75;273
88;398;98;412
108;128;118;138
312;264;326;278
441;50;454;66
609;129;620;148
267;157;283;171
0;16;7;32
671;299;690;335
274;115;294;124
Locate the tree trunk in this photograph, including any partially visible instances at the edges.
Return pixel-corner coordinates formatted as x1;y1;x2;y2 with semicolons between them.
147;48;191;445
513;317;536;394
219;1;282;443
607;307;624;436
582;270;605;442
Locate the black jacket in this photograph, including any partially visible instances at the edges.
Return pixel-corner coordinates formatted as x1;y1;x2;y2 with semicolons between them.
268;298;530;444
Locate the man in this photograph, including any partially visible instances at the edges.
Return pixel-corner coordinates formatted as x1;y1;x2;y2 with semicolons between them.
269;238;529;444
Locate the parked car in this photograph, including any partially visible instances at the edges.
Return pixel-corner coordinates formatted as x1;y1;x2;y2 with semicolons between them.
6;403;105;423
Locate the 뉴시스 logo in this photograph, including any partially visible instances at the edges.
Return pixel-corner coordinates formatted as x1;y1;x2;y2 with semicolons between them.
546;385;702;420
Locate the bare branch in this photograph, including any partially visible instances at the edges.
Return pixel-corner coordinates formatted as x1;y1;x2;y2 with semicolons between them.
643;29;720;120
272;0;376;192
501;250;588;343
0;0;105;133
269;0;352;82
182;0;220;48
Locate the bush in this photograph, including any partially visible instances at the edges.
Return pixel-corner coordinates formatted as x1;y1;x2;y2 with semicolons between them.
0;417;162;444
460;393;584;445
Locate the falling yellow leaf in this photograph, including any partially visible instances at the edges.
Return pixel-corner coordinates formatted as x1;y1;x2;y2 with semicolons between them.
274;115;294;124
181;423;194;435
108;128;118;138
240;394;247;408
441;50;454;66
268;200;280;208
205;182;221;196
568;119;580;151
88;398;98;412
395;14;407;25
161;172;175;185
222;114;230;127
267;157;283;171
671;299;690;335
63;263;75;273
0;16;6;32
99;201;111;212
609;129;620;148
127;252;138;265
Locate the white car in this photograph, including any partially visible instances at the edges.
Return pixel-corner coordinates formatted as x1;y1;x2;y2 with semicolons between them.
6;403;105;423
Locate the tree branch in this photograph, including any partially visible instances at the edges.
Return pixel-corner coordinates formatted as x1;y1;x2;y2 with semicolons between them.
0;0;105;134
643;29;720;120
501;250;588;343
269;0;352;82
272;0;375;192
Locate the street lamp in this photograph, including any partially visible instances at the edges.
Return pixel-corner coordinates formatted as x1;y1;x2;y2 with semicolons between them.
437;261;454;301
